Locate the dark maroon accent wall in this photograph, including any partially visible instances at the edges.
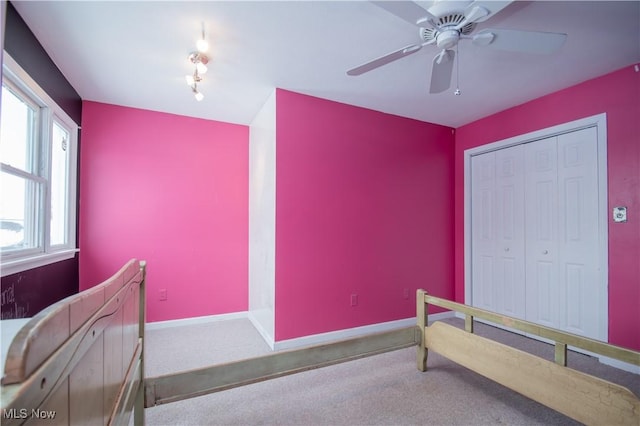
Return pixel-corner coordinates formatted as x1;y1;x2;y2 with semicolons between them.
1;259;78;319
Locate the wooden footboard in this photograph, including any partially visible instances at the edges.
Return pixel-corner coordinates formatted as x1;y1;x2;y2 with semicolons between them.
1;259;146;426
416;289;640;426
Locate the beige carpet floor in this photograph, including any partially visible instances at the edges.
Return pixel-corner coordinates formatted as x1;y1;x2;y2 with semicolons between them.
143;317;638;426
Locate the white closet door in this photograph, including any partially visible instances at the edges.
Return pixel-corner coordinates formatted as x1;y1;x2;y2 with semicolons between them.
469;121;604;341
524;128;600;338
471;151;497;312
471;145;525;318
494;145;526;318
524;136;560;329
556;127;600;337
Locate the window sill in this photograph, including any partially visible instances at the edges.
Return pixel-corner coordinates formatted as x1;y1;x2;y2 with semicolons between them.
1;249;79;277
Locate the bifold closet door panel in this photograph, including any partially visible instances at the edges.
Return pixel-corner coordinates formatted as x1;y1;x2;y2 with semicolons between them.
524;136;560;330
471;151;496;313
472;126;602;340
471;145;526;319
494;145;526;319
556;127;600;338
524;129;600;338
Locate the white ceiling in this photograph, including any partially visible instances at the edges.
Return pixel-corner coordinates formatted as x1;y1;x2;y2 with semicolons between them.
11;1;640;128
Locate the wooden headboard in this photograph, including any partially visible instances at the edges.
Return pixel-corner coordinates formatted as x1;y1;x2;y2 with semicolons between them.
1;259;146;425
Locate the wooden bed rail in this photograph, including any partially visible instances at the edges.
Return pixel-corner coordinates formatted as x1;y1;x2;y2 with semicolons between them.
1;259;146;426
416;289;640;425
144;327;417;407
416;289;640;369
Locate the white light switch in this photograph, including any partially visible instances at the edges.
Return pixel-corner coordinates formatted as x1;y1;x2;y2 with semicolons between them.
613;207;627;223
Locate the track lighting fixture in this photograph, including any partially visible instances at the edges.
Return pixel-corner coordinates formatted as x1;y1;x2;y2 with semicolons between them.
186;23;209;101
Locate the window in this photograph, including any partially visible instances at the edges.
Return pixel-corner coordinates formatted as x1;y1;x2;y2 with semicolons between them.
0;53;78;276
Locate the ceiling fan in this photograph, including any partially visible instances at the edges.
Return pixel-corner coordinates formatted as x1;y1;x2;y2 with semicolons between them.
347;1;567;94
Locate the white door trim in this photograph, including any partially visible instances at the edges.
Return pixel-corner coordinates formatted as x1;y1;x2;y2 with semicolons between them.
463;113;608;342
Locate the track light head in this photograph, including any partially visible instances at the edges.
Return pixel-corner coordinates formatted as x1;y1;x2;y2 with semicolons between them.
186;24;210;101
197;39;209;53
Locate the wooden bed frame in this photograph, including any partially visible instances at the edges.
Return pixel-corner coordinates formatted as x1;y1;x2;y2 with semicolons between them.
416;289;640;426
1;259;146;426
3;266;638;425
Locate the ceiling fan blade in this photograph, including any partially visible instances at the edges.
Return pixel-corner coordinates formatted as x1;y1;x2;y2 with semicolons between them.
473;29;567;54
464;1;513;22
429;49;455;94
347;44;423;76
371;1;437;28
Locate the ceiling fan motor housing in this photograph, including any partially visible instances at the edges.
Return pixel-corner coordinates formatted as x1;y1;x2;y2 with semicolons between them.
420;12;476;47
436;29;460;49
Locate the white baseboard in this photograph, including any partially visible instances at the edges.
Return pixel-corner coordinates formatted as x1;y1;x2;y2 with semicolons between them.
145;311;248;331
596;354;640;374
273;311;455;352
247;311;275;350
145;310;458;353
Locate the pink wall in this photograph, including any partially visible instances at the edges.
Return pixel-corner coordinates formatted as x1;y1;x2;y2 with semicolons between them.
274;90;455;341
79;67;637;347
455;65;640;350
79;102;249;322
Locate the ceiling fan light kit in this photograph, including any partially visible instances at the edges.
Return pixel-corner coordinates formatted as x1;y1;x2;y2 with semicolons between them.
186;23;210;101
349;1;567;95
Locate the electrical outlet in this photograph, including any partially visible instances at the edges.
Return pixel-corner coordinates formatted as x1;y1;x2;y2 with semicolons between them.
403;288;410;300
613;207;627;223
350;294;358;307
159;289;167;301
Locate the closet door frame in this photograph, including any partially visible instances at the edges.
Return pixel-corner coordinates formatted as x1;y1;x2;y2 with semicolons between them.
463;113;608;343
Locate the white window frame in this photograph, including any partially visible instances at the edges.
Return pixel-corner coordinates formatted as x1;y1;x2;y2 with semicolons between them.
1;52;78;277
